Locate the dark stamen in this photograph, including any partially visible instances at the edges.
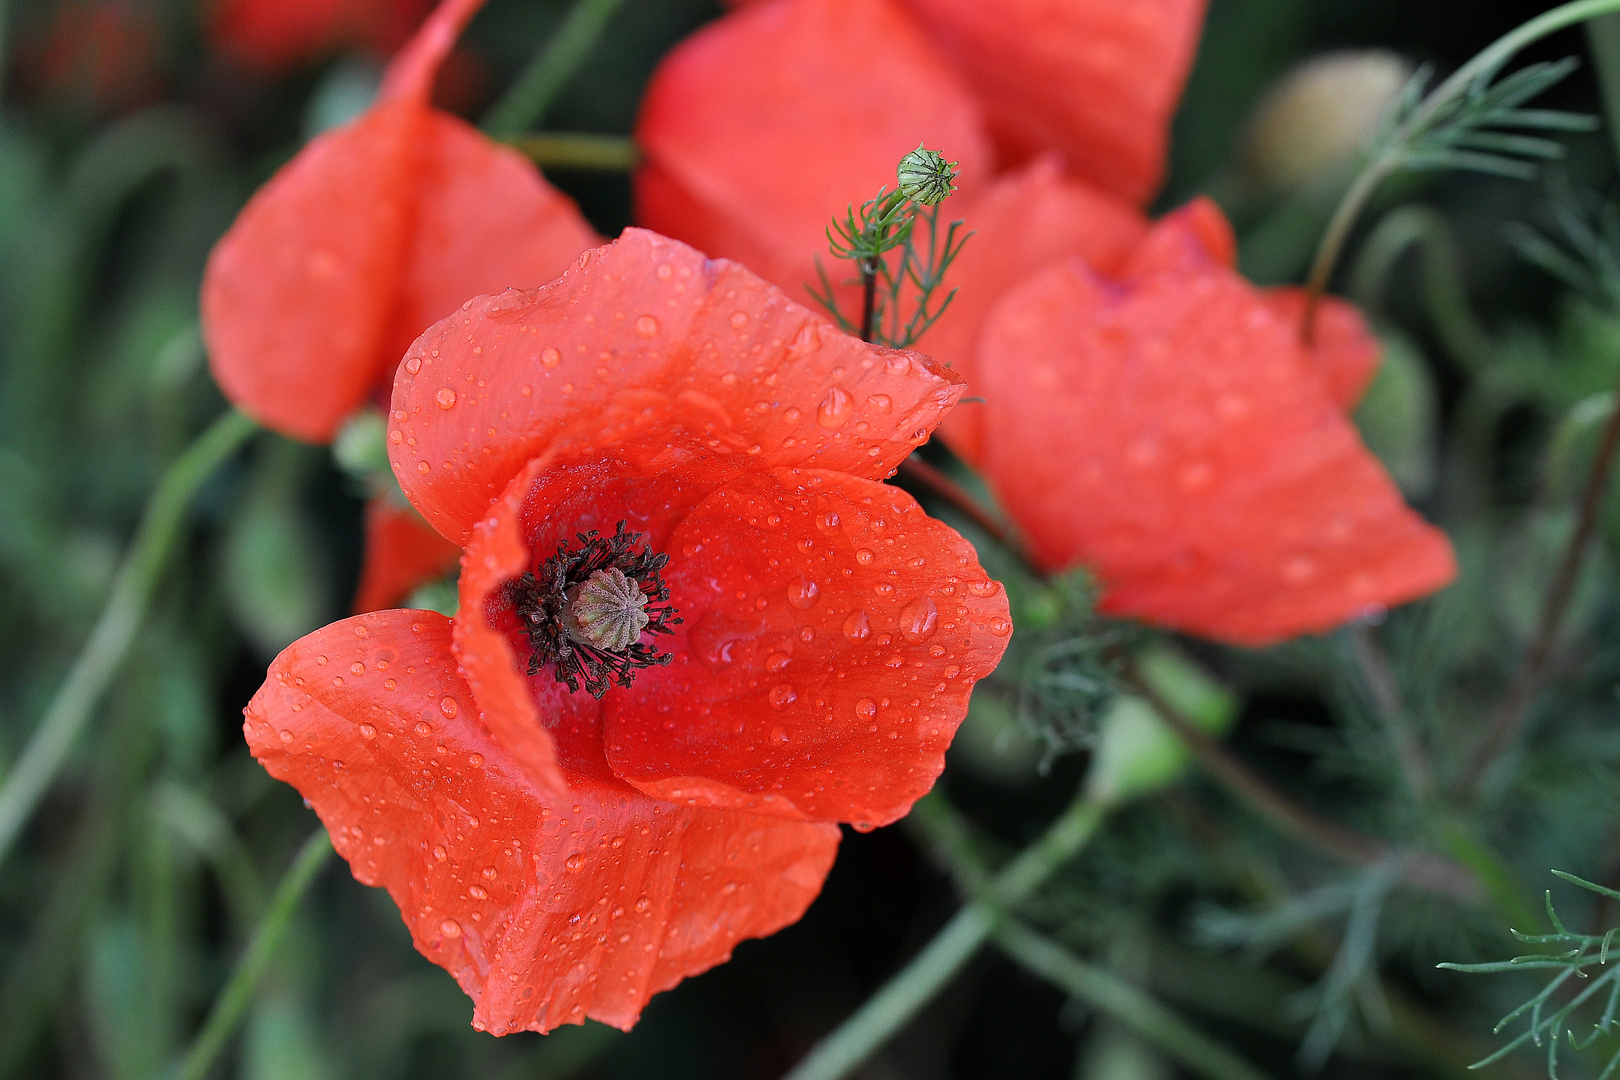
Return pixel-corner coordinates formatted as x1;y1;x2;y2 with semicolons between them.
506;521;681;699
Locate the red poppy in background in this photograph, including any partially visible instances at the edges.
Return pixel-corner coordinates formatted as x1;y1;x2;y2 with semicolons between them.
18;0;163;114
702;0;1205;206
207;0;434;72
202;0;599;610
975;200;1454;645
245;229;1013;1033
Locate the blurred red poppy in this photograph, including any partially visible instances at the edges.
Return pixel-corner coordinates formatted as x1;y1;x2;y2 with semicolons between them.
244;228;1013;1033
353;499;462;613
975;200;1455;645
201;0;599;610
207;0;435;72
19;0;163;114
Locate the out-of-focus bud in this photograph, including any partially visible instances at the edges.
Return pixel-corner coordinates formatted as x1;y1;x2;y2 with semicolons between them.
1085;645;1237;807
896;143;958;206
1237;51;1413;195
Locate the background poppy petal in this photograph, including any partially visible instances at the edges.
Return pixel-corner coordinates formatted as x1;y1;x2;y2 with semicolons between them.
202;100;419;443
602;467;1011;829
898;0;1207;205
1259;287;1384;410
978;252;1455;646
389;229;964;544
353;497;462;613
376;0;484;104
633;0;992;301
245;610;839;1036
926;157;1149;465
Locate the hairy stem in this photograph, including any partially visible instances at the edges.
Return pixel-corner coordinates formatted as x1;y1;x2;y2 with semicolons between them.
482;0;631;138
780;794;1109;1080
994;921;1274;1080
0;408;258;871
1462;380;1620;793
172;828;334;1080
859;259;878;344
1302;0;1620;340
506;132;638;171
1122;659;1477;901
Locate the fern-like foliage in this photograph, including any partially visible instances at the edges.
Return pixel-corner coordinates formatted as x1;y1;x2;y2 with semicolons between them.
1439;872;1620;1078
1505;184;1620;311
1384;56;1598;180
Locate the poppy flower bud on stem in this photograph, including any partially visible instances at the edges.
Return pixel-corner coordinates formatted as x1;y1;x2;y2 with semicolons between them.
895;143;958;206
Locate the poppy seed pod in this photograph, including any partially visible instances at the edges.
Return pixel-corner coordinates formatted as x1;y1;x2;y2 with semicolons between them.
896;143;958;205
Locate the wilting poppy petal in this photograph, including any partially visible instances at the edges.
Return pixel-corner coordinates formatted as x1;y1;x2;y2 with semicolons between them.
602;467;1010;828
897;0;1206;205
353;498;461;614
926;157;1149;465
976;215;1455;645
202;0;594;443
245;610;839;1034
634;0;991;303
389;229;965;545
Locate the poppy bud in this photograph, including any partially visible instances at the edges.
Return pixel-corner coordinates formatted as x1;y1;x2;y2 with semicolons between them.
896;143;958;206
1236;50;1413;195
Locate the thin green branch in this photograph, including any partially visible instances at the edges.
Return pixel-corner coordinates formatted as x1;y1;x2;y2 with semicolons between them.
780;793;1110;1080
172;828;334;1080
0;407;258;872
994;921;1274;1080
1302;0;1620;339
505;132;638;171
482;0;632;138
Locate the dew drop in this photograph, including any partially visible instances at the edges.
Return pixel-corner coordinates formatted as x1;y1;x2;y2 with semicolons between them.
819;511;841;531
817;387;853;428
436;388;457;409
765;651;792;674
967;579;1002;597
635;314;659;337
440;696;459;718
441;919;461;938
359;723;376;739
469;885;488;899
468;753;484;767
415;722;432;737
405;357;422;374
541;347;561;367
729;311;749;329
482;866;498;880
316;655;328;666
868;393;892;413
433;845;447;861
854;548;875;566
350;662;365;676
635;896;651;913
768;684;798;710
384;678;397;690
899;597;939;643
842;609;871;643
989;616;1012;636
565;853;585;872
770;725;791;744
786;577;820;610
278;729;293;743
417;461;430;473
856;698;877;719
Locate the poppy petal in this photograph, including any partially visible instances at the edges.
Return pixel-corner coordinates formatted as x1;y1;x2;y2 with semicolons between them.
977;241;1455;646
376;0;483;104
353;497;461;614
926;157;1149;465
898;0;1207;205
245;610;839;1035
202;99;420;442
602;467;1012;829
1258;287;1383;410
389;229;964;545
633;0;992;301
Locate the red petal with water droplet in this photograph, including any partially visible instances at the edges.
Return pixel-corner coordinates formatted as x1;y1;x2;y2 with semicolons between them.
634;0;991;301
897;0;1206;205
1258;287;1383;410
245;610;838;1034
977;210;1455;646
390;229;964;545
603;467;1009;827
202;0;594;443
929;157;1149;465
353;497;461;614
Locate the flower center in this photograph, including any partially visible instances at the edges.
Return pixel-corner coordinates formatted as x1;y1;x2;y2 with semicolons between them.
507;521;680;699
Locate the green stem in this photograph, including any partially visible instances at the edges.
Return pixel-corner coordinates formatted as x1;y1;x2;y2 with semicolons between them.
780;794;1109;1080
172;828;333;1080
1301;0;1620;338
481;0;632;138
0;408;258;872
994;921;1274;1080
505;132;638;171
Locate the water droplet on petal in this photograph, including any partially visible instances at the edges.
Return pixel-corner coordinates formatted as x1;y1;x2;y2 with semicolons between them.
854;548;874;566
786;577;820;609
989;616;1012;636
415;722;432;736
405;357;422;374
441;918;461;938
817;387;853;428
967;579;1002;597
842;609;871;643
433;845;447;861
541;347;561;367
635;315;659;337
440;696;459;718
899;597;939;643
729;311;749;329
856;698;877;718
359;723;376;739
770;725;791;744
565;853;585;872
768;684;798;710
436;389;457;409
278;729;293;743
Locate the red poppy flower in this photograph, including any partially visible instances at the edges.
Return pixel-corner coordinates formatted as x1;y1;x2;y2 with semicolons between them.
975;200;1455;645
635;0;993;313
20;0;163;114
244;228;1013;1032
202;0;598;610
895;0;1207;206
207;0;434;72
